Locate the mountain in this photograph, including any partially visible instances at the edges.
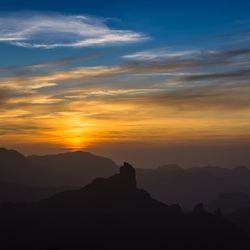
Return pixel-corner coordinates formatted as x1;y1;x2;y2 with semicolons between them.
2;147;250;208
28;151;117;186
0;148;117;186
207;192;250;214
0;181;76;203
0;163;247;250
42;162;167;211
137;165;250;208
0;148;41;185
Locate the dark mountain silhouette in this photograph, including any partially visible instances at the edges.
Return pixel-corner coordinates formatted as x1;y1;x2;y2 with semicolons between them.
28;151;117;186
0;148;117;186
0;148;37;184
137;165;250;208
0;163;248;250
1;147;250;209
0;181;76;203
207;192;250;214
41;162;167;211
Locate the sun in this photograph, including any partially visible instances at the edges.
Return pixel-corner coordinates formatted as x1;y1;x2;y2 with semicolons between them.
66;135;89;151
57;116;98;151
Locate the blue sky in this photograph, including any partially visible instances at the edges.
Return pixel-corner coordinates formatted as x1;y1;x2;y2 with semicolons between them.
0;0;250;67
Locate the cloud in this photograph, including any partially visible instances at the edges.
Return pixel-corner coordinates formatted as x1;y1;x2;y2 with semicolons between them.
0;53;99;76
123;47;250;65
2;45;249;97
1;42;250;116
123;48;199;61
0;12;148;49
143;84;250;111
178;68;250;82
0;89;5;105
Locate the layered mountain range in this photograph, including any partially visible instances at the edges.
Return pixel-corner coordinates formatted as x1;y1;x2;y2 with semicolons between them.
1;147;250;210
0;163;247;250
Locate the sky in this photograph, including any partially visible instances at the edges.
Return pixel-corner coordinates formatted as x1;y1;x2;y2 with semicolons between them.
0;0;250;168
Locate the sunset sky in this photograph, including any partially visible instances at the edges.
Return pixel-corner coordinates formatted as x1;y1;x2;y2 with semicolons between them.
0;0;250;167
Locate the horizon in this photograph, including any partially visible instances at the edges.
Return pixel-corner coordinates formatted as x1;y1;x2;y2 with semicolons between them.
1;146;249;169
0;0;250;168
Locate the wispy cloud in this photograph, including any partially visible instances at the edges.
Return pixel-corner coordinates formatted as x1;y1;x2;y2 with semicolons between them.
0;53;99;76
0;12;148;49
178;68;250;82
123;48;199;61
0;89;5;105
123;47;250;64
1;45;250;106
1;40;250;151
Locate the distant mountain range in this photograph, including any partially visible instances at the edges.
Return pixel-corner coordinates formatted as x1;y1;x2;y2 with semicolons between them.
1;147;250;210
0;148;117;186
0;163;247;250
0;181;75;203
137;164;250;208
207;192;250;214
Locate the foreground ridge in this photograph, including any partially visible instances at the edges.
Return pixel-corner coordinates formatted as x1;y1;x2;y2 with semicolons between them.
0;162;248;250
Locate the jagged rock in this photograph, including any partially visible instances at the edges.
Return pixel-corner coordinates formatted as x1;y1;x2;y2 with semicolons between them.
119;162;137;189
44;162;167;211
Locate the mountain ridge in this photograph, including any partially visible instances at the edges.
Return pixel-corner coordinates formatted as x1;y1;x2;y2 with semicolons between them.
1;147;250;209
0;162;247;250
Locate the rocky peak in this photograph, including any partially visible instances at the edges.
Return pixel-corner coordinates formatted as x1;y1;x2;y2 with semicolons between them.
119;162;137;189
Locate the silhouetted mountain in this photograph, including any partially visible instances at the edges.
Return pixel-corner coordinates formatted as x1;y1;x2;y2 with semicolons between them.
2;147;250;209
0;148;36;184
137;165;250;208
207;192;250;214
0;148;117;186
0;181;76;203
0;163;247;250
28;151;118;186
42;162;167;212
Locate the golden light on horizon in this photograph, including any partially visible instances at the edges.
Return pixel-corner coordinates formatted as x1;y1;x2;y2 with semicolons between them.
0;59;250;156
59;118;97;151
1;97;250;153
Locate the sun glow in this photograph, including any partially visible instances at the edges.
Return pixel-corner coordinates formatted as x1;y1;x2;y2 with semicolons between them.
49;115;98;150
1;97;250;153
61;127;95;151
